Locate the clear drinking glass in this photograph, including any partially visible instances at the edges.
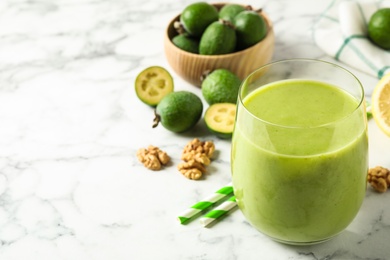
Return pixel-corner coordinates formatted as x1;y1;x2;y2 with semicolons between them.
231;59;368;245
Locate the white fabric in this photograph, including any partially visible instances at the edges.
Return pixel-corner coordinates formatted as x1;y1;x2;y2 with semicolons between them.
314;0;390;79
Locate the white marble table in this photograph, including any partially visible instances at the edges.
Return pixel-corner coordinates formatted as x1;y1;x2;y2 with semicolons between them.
1;0;390;259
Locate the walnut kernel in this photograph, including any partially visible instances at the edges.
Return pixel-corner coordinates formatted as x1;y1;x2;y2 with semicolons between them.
182;138;215;159
367;166;390;193
177;160;206;180
181;150;210;166
137;145;170;171
178;138;215;180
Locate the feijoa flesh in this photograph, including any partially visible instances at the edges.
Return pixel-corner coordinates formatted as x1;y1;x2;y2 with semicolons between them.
204;103;236;139
135;66;174;106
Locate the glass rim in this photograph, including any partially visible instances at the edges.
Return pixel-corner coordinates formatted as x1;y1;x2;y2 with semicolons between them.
238;58;365;129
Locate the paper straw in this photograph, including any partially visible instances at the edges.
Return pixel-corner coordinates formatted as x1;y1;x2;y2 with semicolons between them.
177;183;233;224
200;196;237;227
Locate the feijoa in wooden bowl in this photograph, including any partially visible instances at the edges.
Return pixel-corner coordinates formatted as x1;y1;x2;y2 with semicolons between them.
164;3;275;87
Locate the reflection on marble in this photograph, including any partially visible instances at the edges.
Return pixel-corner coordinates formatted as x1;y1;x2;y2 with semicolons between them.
0;0;389;259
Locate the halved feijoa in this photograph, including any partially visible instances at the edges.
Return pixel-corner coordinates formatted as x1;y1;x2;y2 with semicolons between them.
204;103;236;139
135;66;174;106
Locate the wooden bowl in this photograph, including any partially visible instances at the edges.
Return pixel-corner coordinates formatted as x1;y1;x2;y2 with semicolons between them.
164;4;275;87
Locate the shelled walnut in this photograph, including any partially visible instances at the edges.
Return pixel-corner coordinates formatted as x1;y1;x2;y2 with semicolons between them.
177;160;206;180
182;150;210;166
178;138;215;180
367;166;390;193
137;145;170;171
182;138;215;159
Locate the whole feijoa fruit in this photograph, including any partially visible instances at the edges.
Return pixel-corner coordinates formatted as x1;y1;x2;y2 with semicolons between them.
368;8;390;50
219;4;246;23
172;34;199;53
199;20;236;55
153;91;203;133
201;69;241;105
234;11;267;50
180;2;218;37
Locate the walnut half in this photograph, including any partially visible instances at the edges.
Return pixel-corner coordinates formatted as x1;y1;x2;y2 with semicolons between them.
367;166;390;193
178;138;215;180
182;138;215;159
137;145;170;171
177;160;206;180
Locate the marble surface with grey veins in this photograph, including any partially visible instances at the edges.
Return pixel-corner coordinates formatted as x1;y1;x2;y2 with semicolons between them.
0;0;389;259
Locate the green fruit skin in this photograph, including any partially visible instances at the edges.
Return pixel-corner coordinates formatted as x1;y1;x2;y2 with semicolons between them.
368;8;390;50
234;11;267;50
201;69;241;105
172;34;199;53
206;125;232;139
180;2;218;37
199;21;237;55
156;91;203;133
219;4;246;23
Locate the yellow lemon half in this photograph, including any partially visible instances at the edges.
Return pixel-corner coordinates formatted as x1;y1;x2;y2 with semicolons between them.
372;73;390;136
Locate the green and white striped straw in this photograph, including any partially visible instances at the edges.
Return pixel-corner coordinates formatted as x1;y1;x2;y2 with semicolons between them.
366;101;372;119
177;183;233;224
199;196;237;227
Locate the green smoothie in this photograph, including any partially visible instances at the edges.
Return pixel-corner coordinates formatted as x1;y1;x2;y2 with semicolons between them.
232;79;368;244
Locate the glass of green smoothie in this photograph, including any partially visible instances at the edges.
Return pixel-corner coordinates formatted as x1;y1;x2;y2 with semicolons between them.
231;59;368;245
